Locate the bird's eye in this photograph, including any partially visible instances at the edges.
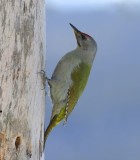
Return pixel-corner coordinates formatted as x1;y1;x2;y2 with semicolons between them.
81;35;86;40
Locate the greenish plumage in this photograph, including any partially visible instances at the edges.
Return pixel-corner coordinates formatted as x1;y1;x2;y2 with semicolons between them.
44;63;91;144
44;23;97;148
66;62;91;115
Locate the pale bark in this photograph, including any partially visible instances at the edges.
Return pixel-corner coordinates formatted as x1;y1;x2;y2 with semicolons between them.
0;0;46;159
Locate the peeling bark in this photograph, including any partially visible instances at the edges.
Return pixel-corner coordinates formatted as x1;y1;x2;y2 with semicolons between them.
0;0;46;159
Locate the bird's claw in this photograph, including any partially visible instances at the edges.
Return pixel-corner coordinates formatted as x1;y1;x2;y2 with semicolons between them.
37;70;48;90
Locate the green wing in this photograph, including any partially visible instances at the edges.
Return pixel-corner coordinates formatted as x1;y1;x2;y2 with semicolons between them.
66;62;91;118
44;62;91;143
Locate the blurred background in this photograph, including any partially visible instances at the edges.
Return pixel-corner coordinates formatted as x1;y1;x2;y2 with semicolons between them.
45;0;140;159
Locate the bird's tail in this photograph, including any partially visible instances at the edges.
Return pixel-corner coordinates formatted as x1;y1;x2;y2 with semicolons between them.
44;115;58;149
44;106;66;149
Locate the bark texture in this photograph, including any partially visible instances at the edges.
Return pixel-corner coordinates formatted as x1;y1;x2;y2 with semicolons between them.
0;0;46;159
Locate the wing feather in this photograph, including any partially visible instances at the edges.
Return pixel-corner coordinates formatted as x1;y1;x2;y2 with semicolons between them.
64;62;91;121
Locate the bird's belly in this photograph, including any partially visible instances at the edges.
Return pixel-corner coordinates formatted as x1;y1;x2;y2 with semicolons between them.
50;77;72;104
50;57;81;103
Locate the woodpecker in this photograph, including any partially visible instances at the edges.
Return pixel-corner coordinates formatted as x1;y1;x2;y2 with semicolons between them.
44;23;97;147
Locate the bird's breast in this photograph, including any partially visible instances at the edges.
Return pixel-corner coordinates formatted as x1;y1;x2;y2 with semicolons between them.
50;53;81;103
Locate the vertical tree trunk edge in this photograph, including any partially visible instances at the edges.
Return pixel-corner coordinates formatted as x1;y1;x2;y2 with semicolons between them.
0;0;46;159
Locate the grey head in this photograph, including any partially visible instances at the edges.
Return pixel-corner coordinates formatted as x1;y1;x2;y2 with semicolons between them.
69;23;97;51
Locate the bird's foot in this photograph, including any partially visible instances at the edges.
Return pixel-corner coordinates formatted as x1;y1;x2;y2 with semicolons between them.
37;70;49;90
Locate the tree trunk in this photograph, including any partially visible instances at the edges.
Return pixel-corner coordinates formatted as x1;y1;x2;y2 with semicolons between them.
0;0;46;159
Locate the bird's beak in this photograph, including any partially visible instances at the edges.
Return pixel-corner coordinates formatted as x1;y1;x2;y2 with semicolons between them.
69;23;81;39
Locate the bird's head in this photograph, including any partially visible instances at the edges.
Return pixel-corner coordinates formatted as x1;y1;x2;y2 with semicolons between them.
70;23;97;50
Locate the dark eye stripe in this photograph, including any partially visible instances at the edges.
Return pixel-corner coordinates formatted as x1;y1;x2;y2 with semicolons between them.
77;39;81;47
81;34;86;40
